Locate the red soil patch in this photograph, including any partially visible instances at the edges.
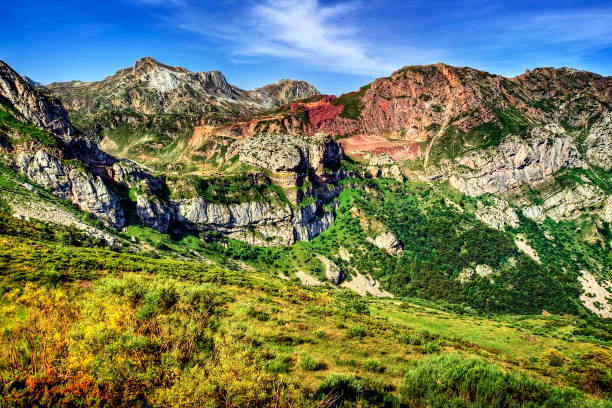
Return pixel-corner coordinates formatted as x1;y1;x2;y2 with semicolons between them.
289;95;343;127
340;134;420;161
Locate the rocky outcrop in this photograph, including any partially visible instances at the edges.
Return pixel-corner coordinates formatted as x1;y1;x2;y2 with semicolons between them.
540;183;606;222
236;132;341;175
366;154;405;182
450;125;581;196
136;194;171;233
175;197;335;246
110;159;165;196
578;271;612;318
522;205;546;223
248;79;320;109
0;60;74;137
366;232;403;255
521;185;608;223
604;196;612;223
293;202;335;242
16;150;124;228
584;114;612;171
515;234;541;263
317;255;344;284
176;199;291;228
340;270;393;297
475;197;519;230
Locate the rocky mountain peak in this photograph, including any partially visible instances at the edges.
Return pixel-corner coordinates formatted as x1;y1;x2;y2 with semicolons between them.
133;56;162;71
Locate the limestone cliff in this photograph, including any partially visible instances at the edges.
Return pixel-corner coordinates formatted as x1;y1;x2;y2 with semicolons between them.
449;125;581;196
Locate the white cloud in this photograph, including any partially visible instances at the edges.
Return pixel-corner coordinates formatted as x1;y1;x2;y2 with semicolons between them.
150;0;439;76
237;0;394;75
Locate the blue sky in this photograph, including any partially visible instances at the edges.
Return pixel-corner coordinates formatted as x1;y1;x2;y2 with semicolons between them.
2;0;611;95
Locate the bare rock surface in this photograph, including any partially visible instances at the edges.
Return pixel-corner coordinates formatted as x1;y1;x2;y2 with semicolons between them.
584;114;612;171
17;150;124;228
541;184;606;222
367;232;403;255
341;270;393;297
578;271;612;318
316;255;345;284
237;132;341;174
450;125;581;196
475;196;519;230
8;199;119;246
515;234;541;264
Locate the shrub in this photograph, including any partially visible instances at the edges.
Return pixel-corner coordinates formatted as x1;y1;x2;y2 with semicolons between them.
317;373;397;406
400;354;602;408
247;306;270;321
298;353;320;371
346;325;367;340
266;354;292;373
317;373;363;402
539;348;570;367
425;341;440;354
314;329;327;339
364;358;384;373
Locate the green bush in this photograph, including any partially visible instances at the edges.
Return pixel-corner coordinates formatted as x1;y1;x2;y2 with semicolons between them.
318;373;363;401
266;354;292;373
298;353;320;371
317;373;397;406
314;329;327;339
364;358;384;373
346;325;367;340
425;341;440;354
400;354;608;408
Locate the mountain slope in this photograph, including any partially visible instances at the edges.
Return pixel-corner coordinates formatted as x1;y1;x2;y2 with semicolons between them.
1;57;611;319
1;57;612;407
43;57;320;168
219;63;611;166
1;212;611;407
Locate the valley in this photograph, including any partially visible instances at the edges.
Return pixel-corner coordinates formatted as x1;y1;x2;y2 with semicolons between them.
0;55;611;407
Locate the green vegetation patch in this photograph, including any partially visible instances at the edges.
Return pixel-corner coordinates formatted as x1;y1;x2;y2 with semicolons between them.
332;84;371;120
400;353;610;408
0;104;58;147
429;107;528;164
168;173;290;206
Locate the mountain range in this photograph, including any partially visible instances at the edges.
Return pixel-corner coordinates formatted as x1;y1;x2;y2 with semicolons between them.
1;56;611;407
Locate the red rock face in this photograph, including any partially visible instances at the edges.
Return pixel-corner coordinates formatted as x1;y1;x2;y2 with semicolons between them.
301;96;342;127
220;64;495;142
358;64;487;139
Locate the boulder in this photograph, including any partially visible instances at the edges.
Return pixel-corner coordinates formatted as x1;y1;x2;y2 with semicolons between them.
367;232;403;255
317;255;344;284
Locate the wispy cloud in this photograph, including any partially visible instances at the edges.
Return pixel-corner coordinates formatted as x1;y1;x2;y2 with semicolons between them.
146;0;439;76
138;0;612;77
234;0;397;75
